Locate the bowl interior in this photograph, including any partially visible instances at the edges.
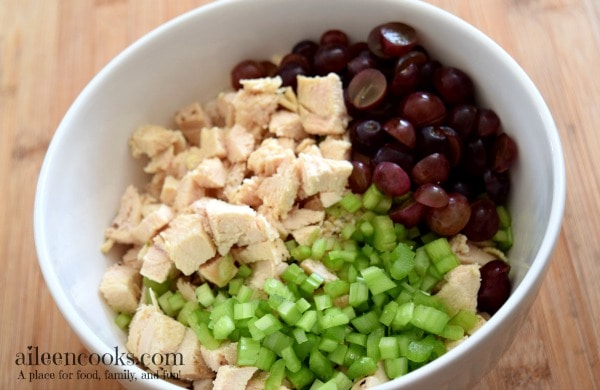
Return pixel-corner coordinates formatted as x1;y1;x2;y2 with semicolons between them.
34;0;564;388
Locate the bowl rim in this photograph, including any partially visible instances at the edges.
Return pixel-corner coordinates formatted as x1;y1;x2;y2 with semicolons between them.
34;0;566;388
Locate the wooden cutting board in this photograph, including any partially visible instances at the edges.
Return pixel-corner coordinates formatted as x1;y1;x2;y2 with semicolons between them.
1;0;598;389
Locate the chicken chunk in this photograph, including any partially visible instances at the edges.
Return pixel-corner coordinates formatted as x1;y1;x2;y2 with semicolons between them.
160;213;216;275
130;125;186;159
449;234;498;266
233;238;289;264
126;305;187;373
297;153;353;198
435;264;481;316
175;328;214;381
131;204;174;244
140;238;176;283
191;157;227;189
199;254;238;288
213;365;258;390
257;160;299;220
282;208;325;231
233;78;281;140
200;342;238;372
247;138;296;177
299;259;339;282
100;263;142;314
104;185;143;247
197;127;227;161
269;110;307;140
224;124;255;163
319;135;352;160
174;102;213;146
296;73;349;135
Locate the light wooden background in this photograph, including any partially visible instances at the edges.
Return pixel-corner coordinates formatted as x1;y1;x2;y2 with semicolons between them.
1;0;599;389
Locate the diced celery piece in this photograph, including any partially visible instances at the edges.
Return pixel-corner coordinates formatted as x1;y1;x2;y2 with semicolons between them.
379;336;400;359
213;315;235;340
286;365;315;390
309;350;334;382
384;357;408;378
195;283;215;307
265;359;286;390
323;280;349;299
348;281;369;307
237;337;261;366
351;311;380;334
409;304;450;335
314;294;333;311
361;266;397;295
114;313;131;330
328;344;348;366
347;356;378;380
340;192;363;213
297;310;318;332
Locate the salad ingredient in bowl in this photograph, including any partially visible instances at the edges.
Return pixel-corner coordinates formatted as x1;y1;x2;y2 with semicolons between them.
99;21;517;389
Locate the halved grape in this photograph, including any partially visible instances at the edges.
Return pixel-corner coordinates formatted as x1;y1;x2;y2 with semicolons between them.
389;197;426;228
320;29;349;46
313;43;349;75
417;125;462;167
475;109;501;137
433;66;474;105
382;117;416;149
372;143;414;172
461;198;500;241
483;169;510;204
411;153;450;185
425;193;471;236
348;161;372;194
372;162;411;197
231;60;267;89
390;62;419;96
349;119;389;155
478;260;511;315
367;22;417;59
491;133;518;173
414;183;449;208
447;104;477;139
347;68;388;110
292;39;319;61
400;92;446;127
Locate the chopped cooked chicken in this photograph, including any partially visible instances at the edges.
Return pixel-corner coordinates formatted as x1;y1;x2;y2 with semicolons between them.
126;305;187;373
232;238;289;264
175;102;213;146
104;185;143;248
130;125;186;159
175;328;214;381
224;124;256;163
269;110;307;140
296;73;349;136
297;153;353;198
140;238;176;283
131;204;174;244
257;159;299;220
200;342;238;372
319;135;352;160
199;254;238;288
191;157;228;189
100;263;142;314
300;259;339;282
160;213;216;275
212;365;258;390
350;361;389;390
435;264;481;316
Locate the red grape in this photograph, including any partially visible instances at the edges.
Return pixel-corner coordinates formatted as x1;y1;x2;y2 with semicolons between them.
411;153;450;185
382;117;416;149
372;162;411;197
367;22;417;59
461;198;500;241
347;68;388;110
491;133;518;173
425;193;471;236
414;183;449;208
478;260;511;315
400;91;446;127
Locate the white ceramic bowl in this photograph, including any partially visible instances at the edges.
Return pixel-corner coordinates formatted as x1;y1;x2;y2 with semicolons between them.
34;0;565;389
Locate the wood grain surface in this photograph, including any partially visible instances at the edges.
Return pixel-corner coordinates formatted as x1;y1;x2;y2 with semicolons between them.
1;0;598;389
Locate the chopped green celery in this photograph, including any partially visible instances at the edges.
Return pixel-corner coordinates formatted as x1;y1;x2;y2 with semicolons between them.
291;244;312;261
379;301;399;326
448;310;479;332
392;302;415;330
420;231;439;244
277;300;302;325
309;380;325;390
309;350;334;382
311;238;329;260
424;238;459;274
345;264;359;283
379;336;400;359
347;356;378;380
346;332;367;347
189;320;220;350
213;315;235;340
390;242;416;280
321;254;345;272
493;227;513;251
409;304;450;335
361;266;397;295
143;276;171;297
314;294;333;311
394;223;408;242
158;291;177;317
265;359;286;390
372;215;397;252
234;301;257;320
286;365;315;390
268;294;286;311
406;337;436;363
351;311;380;334
247;317;266;341
300;273;324;294
295;298;312;313
294;333;320;361
354;256;370;271
328;249;357;263
319;307;350;329
384;357;408;378
292;327;308;344
343;224;358;240
374;195;393;214
496;205;512;228
348;281;369;307
195;283;215;307
263;331;293;356
332;371;353;390
369;251;382;266
324;280;349;298
281;345;302;373
167;291;186;311
366;326;385;360
314;379;338;390
362;184;385;211
209;298;234;324
114;313;131;330
413;247;430;276
285;239;298;253
255;313;283;336
343;344;367;367
227;278;243;296
328;344;348;365
177;301;200;326
263;278;295;300
341;306;356;321
281;263;308;285
420;274;440;293
296;310;318;332
340;192;363;213
318;337;339;353
256;346;277;371
213;291;229;305
236;285;254;303
359;220;374;237
237;337;261;366
237;263;252;279
440;324;465;340
372;292;389;308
